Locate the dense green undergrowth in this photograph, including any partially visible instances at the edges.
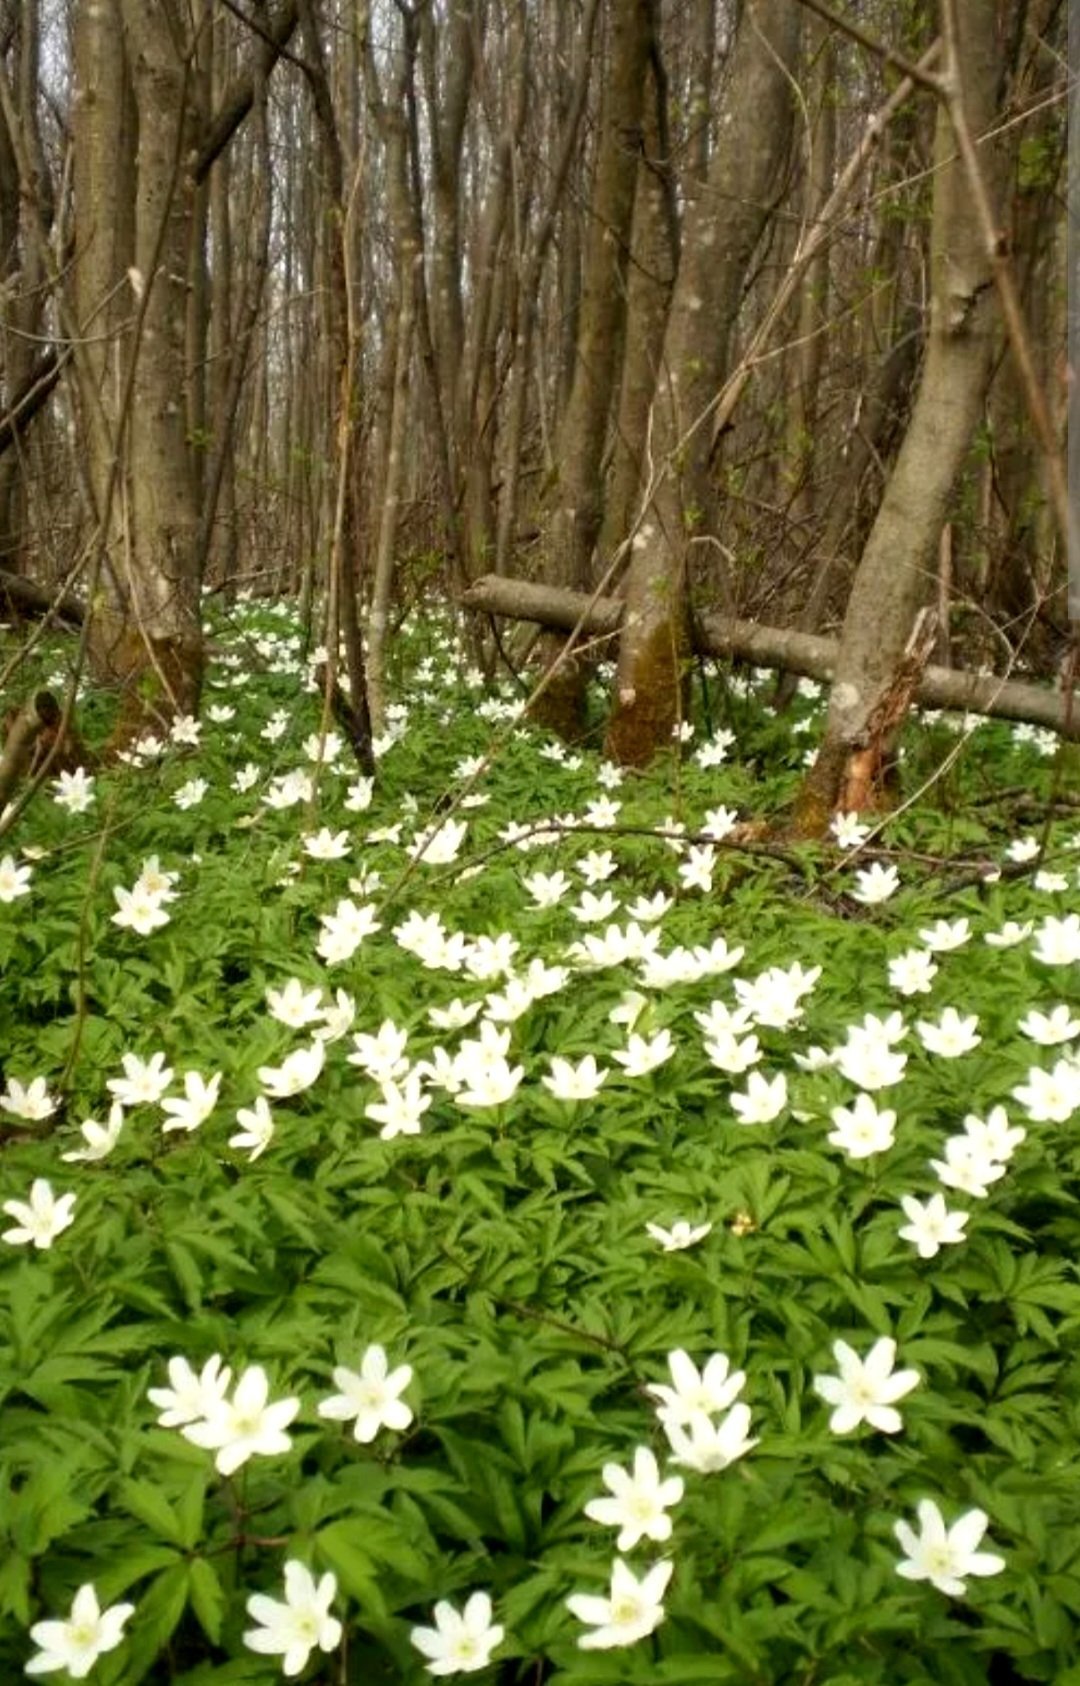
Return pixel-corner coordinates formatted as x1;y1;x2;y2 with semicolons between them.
0;601;1079;1684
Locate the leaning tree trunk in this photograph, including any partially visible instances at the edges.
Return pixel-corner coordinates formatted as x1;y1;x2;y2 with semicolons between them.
794;0;1018;831
604;0;800;766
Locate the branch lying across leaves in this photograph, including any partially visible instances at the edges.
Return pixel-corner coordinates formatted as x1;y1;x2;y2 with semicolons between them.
461;575;1079;738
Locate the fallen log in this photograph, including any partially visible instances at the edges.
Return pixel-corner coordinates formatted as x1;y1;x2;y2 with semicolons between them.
460;574;1079;739
0;569;84;627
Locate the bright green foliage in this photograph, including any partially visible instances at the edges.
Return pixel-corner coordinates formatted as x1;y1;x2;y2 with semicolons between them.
0;607;1078;1683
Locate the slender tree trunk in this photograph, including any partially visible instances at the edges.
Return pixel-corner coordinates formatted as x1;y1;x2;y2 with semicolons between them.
794;1;1020;828
531;0;652;739
605;0;801;766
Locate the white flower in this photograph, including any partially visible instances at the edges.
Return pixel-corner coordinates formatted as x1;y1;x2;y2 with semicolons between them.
303;827;350;860
410;818;468;865
0;1074;57;1120
410;1591;504;1675
1012;1058;1080;1123
898;1193;969;1259
626;892;672;924
207;703;236;724
613;1030;676;1077
53;767;96;814
365;1074;431;1140
348;1020;410;1083
961;1106;1024;1162
567;1558;672;1650
318;1345;413;1442
523;869;571;908
610;990;649;1029
428;998;483;1031
701;805;738;841
107;1050;174;1107
148;1353;232;1427
1030;913;1080;965
813;1337;919;1433
645;1218;712;1251
832;1039;907;1090
832;811;870;849
316;898;381;964
916;1008;981;1058
455;1057;523;1108
112;883;171;934
303;728;343;763
182;1364;299;1476
542;1054;608;1101
678;844;716;893
174;776;209;810
344;775;374;811
734;964;817;1029
704;1030;761;1075
1006;836;1039;862
232;761;261;792
1018;1005;1080;1046
266;978;325;1029
316;989;356;1043
696;731;735;767
729;1070;786;1125
134;856;179;900
828;1093;897;1160
257;1040;325;1099
571;889;621;924
984;920;1033;949
851;862;900;903
645;1349;745;1424
1034;869;1069;892
888;948;938;996
170;713;201;746
26;1583;134;1680
161;1070;222;1133
663;1403;758;1472
929;1134;1006;1198
0;853;32;900
919;918;971;952
578;848;617;884
584;1447;684;1551
230;1096;275;1161
62;1103;125;1163
263;770;313;809
244;1561;342;1677
2;1179;76;1249
894;1500;1004;1597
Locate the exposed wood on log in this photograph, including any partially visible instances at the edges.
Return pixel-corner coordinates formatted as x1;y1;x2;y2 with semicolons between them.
460;574;1079;738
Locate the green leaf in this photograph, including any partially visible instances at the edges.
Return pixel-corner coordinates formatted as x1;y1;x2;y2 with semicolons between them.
187;1557;226;1645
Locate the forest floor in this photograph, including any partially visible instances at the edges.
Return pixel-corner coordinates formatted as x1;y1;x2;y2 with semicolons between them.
0;597;1078;1685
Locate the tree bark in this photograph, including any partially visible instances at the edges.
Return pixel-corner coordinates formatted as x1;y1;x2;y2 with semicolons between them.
605;0;801;766
795;0;1019;830
531;0;653;739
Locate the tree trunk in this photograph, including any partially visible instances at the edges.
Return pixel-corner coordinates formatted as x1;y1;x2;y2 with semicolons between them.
531;0;653;739
76;0;204;730
605;0;801;766
794;1;1018;830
